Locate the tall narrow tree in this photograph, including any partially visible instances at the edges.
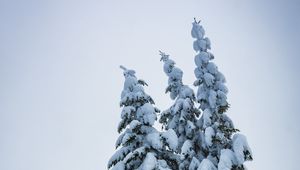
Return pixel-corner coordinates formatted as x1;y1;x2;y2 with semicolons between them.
159;52;202;170
108;66;178;170
192;19;253;169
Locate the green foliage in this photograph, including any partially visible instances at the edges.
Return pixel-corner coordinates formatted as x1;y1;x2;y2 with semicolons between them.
244;150;253;161
218;104;230;114
137;79;148;86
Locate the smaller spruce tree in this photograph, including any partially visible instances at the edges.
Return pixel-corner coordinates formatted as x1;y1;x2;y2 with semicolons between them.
159;52;202;170
108;66;178;170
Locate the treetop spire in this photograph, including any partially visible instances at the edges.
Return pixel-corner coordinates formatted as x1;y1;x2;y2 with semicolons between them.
159;50;169;62
119;65;136;77
193;17;201;24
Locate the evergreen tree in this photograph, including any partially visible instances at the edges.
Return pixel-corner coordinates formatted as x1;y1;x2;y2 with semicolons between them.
108;66;179;170
191;19;253;169
108;19;253;170
159;52;202;170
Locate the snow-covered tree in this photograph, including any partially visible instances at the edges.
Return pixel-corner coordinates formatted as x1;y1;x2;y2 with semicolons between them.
192;19;253;169
159;52;203;170
108;18;253;170
108;66;179;170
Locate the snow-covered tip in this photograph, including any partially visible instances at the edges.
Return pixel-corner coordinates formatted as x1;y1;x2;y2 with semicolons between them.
193;17;201;24
191;18;205;40
129;120;141;131
146;132;163;150
181;140;193;157
232;133;253;164
161;129;178;151
111;161;125;170
156;160;171;170
139;152;157;170
136;103;157;126
120;65;136;77
119;65;127;71
159;50;169;62
218;149;237;170
189;157;200;170
205;127;215;147
108;147;130;169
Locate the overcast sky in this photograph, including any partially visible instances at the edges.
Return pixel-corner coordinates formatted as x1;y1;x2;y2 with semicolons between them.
0;0;300;169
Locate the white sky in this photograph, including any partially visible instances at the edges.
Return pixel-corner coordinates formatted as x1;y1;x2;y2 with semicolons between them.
0;0;299;169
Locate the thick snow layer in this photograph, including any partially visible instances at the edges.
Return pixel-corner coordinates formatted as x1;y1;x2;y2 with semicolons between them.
208;90;217;109
194;52;205;68
112;161;125;170
173;98;183;114
199;52;211;64
194;67;203;79
193;39;210;52
115;132;125;148
220;114;234;129
207;62;217;75
214;72;226;83
198;159;217;170
218;149;237;170
131;84;145;94
202;109;212;128
137;103;157;126
215;131;225;142
120;65;136;77
108;146;131;169
204;127;215;147
204;73;215;87
216;90;227;106
232;134;253;165
146;132;162;150
181;140;192;156
170;90;178;100
160;52;185;100
197;85;207;101
121;106;135;119
191;21;205;39
183;98;192;111
189;157;200;170
129;120;141;130
160;51;175;75
139;152;157;170
201;39;211;51
215;82;228;94
163;59;175;75
204;37;211;49
185;120;196;137
123;146;147;164
179;86;194;99
121;133;135;145
123;74;138;90
161;129;178;151
120;91;135;105
156;160;171;170
169;67;183;81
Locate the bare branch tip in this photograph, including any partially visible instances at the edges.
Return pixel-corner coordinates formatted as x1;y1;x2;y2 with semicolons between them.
120;65;127;71
194;17;201;24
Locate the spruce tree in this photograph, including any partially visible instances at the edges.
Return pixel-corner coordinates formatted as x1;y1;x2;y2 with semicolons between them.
108;19;253;170
108;66;179;170
191;19;253;169
159;52;202;170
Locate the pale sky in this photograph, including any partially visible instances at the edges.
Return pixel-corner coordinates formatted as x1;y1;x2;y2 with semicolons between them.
0;0;299;169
